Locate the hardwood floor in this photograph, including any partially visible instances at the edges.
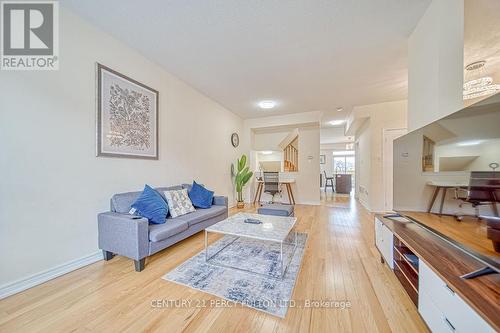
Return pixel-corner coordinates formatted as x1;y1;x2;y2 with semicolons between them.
0;195;428;332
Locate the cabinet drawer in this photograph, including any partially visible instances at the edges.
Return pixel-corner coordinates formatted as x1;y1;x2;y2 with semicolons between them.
419;291;456;333
419;261;494;333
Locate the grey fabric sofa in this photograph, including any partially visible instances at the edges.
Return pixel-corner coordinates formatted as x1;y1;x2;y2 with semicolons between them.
98;185;228;271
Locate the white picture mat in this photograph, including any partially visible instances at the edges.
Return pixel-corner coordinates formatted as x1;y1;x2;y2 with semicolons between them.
98;68;158;158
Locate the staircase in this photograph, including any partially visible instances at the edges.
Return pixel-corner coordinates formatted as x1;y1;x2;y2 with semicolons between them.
283;138;298;172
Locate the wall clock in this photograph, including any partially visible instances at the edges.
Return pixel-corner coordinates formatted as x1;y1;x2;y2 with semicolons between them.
231;133;239;147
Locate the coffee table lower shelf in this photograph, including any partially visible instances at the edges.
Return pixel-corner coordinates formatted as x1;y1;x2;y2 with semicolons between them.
204;229;298;280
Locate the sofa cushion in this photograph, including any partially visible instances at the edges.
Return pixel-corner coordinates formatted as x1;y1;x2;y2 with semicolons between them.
131;185;169;224
175;205;227;227
149;219;189;242
111;191;141;213
182;183;203;191
188;181;214;209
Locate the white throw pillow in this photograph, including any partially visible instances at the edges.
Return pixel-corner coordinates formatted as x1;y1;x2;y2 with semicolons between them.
164;189;195;218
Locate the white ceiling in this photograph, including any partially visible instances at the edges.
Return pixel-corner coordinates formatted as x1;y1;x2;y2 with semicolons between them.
464;0;500;105
62;0;430;119
320;127;353;145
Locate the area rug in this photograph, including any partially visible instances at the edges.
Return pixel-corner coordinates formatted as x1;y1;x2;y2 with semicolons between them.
163;232;308;318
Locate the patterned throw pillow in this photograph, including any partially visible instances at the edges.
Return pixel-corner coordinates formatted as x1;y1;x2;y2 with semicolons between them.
164;189;195;218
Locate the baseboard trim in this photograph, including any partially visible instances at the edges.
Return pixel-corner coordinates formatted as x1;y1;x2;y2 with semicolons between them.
358;198;371;211
0;251;103;300
296;200;321;206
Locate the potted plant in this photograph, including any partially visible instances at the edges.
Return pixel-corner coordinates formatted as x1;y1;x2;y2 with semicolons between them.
235;154;253;208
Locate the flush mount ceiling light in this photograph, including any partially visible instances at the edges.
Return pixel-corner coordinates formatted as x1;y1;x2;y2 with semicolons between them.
463;61;500;100
261;151;273;155
258;100;276;109
336;107;344;112
329;120;345;126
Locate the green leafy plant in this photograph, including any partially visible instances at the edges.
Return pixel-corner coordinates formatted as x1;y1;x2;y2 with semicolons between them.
235;154;253;203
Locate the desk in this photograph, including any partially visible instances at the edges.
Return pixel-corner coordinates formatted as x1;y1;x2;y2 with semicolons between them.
426;181;468;215
253;179;296;205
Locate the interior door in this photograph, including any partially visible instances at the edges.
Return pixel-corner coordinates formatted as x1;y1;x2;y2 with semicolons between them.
383;128;407;211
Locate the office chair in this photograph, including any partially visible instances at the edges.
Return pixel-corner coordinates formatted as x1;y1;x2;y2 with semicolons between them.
454;171;500;221
323;170;334;193
263;171;281;203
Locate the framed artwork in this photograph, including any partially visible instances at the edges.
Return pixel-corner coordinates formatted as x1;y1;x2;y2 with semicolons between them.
320;154;326;164
96;63;159;159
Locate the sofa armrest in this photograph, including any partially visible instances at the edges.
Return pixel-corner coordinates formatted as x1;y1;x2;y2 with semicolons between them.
212;195;228;207
98;212;149;260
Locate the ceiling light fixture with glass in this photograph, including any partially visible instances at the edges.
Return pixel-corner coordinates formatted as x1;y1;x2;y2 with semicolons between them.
463;61;500;100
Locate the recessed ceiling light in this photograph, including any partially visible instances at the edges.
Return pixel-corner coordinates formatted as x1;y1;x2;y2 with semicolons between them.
329;120;345;126
261;151;273;155
336;107;344;112
258;100;276;109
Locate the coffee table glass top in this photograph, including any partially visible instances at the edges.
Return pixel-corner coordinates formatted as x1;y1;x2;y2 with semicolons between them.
206;212;297;242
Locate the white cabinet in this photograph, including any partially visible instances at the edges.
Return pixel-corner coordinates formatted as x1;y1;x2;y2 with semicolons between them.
374;218;394;269
419;291;457;333
418;260;494;333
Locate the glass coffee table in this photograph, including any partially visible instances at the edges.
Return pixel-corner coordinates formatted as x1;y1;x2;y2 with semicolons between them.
204;212;298;279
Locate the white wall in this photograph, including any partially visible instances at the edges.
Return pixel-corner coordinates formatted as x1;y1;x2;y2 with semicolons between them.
353;100;408;212
0;8;244;290
255;151;284;173
292;127;321;205
246;119;321;205
320;149;334;177
253;131;288;151
357;121;372;209
408;0;464;131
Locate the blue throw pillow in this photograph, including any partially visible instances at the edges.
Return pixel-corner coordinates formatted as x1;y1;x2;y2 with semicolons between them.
188;181;214;209
131;185;169;224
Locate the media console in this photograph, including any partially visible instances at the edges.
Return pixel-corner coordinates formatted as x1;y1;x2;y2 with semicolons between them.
374;214;499;332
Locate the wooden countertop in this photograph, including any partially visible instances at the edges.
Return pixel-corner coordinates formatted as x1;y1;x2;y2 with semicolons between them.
375;214;500;331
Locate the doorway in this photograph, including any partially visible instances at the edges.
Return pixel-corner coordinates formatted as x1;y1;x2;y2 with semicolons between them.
383;128;407;211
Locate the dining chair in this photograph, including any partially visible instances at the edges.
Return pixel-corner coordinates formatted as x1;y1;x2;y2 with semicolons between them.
323;170;335;192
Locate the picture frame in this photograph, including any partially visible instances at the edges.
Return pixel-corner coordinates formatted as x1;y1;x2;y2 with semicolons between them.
320;154;326;164
96;63;159;159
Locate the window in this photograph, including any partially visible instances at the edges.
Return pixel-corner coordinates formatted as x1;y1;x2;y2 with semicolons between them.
332;154;355;190
333;156;355;174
